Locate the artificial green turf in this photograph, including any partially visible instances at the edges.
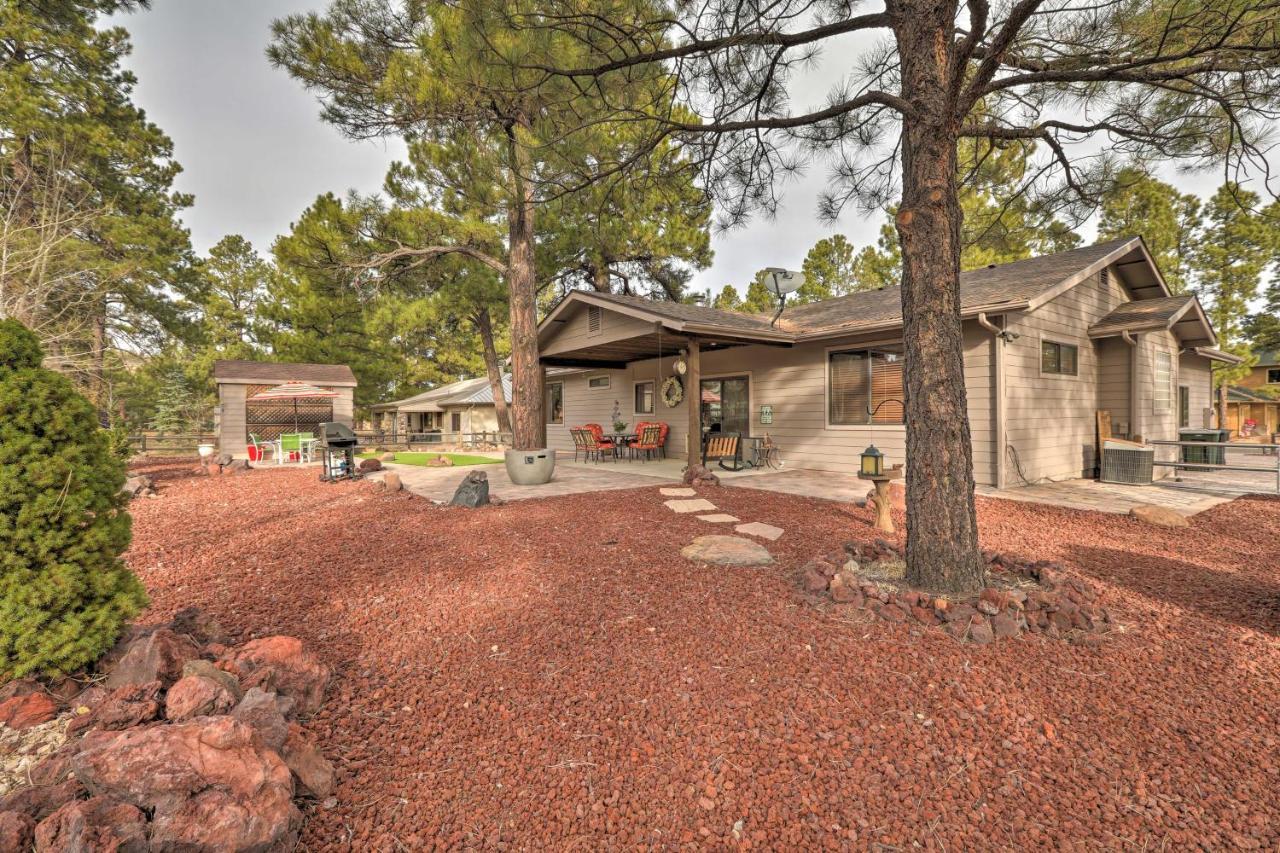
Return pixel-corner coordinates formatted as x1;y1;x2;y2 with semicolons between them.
358;451;502;467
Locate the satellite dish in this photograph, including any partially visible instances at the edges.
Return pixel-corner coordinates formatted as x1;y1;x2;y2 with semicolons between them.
764;267;804;298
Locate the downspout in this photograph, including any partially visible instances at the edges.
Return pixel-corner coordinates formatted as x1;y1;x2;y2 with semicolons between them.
977;313;1006;488
1122;331;1141;440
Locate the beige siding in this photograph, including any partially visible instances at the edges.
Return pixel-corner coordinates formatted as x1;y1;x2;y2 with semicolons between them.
542;303;657;356
217;384;248;457
1003;269;1130;482
1179;353;1214;430
545;320;997;485
1096;337;1131;437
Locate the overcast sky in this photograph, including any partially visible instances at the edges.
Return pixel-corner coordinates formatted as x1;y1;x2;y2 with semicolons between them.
113;1;1260;298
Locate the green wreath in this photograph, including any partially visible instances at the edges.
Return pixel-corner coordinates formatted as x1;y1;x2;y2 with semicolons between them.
661;375;684;408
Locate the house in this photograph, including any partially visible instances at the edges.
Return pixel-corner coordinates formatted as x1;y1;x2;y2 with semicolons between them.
212;360;356;458
370;374;513;441
1226;350;1280;438
536;236;1240;487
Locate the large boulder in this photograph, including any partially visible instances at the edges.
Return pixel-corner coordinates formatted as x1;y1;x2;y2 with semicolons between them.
0;811;34;851
381;472;402;493
72;716;300;852
358;457;382;472
230;689;292;752
0;691;57;730
105;628;201;690
164;675;237;722
67;681;162;735
449;471;489;507
281;724;334;799
682;464;720;487
222;637;330;717
121;475;155;499
34;796;148;853
182;659;242;700
1129;503;1190;528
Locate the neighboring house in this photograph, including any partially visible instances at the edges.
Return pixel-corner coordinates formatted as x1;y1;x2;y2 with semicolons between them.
1226;351;1280;438
536;237;1239;487
213;360;357;458
370;375;514;440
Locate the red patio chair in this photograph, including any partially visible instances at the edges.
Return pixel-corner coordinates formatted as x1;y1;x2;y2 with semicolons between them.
574;426;615;463
629;424;663;462
583;424;616;453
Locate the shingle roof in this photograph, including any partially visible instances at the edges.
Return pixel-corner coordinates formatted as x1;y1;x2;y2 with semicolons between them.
212;360;356;385
1088;295;1195;338
1228;385;1279;403
583;291;785;334
1256;350;1280;367
546;237;1151;343
786;237;1141;335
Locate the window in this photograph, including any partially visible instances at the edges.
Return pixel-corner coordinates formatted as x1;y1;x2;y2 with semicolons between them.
828;348;904;425
547;382;564;424
450;412;462;433
1268;367;1280;385
634;380;655;414
1154;351;1172;413
1178;386;1190;428
1041;340;1078;376
588;375;610;390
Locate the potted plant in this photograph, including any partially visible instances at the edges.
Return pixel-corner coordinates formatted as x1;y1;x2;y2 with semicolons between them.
611;401;628;435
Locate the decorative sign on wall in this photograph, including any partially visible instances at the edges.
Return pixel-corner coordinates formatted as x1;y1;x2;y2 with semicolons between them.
759;404;773;424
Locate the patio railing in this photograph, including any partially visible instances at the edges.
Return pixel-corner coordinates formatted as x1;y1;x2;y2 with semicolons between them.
1147;439;1280;493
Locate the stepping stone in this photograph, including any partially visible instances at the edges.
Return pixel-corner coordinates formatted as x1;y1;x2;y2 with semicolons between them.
681;535;774;566
665;498;717;513
735;522;784;541
660;487;697;497
697;513;739;523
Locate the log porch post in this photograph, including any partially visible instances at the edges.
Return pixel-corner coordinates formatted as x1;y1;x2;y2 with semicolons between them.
687;337;701;466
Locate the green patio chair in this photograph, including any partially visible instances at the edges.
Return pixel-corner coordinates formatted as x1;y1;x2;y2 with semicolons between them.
279;433;303;464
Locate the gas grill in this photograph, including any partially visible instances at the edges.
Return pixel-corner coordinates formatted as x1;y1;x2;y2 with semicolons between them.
318;422;360;482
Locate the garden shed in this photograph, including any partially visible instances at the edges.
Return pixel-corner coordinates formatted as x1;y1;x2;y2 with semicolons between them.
212;360;357;458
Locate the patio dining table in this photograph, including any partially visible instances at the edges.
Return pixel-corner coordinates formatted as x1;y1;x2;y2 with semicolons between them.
273;434;320;464
606;433;637;460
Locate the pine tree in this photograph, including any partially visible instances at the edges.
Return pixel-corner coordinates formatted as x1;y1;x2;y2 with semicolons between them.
710;285;743;311
0;319;146;678
150;365;192;434
1098;168;1201;293
798;234;858;303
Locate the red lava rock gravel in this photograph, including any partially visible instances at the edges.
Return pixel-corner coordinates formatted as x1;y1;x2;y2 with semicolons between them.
123;458;1280;849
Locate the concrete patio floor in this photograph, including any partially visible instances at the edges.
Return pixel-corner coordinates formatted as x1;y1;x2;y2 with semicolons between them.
369;448;1276;515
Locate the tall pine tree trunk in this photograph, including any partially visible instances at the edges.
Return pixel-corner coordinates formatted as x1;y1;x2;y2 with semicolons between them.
473;305;512;434
591;263;611;292
892;0;985;594
505;124;545;450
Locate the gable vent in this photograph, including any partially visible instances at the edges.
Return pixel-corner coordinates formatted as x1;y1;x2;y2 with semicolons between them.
587;305;602;336
1100;268;1110;289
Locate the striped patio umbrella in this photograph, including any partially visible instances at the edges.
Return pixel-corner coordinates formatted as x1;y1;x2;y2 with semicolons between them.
248;381;339;431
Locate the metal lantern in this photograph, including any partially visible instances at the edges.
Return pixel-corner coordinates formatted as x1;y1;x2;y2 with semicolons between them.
860;444;884;477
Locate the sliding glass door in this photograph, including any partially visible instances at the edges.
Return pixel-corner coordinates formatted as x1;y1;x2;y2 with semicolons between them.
701;376;750;436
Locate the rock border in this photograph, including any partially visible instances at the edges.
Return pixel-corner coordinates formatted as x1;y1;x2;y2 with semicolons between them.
798;540;1116;645
0;609;335;851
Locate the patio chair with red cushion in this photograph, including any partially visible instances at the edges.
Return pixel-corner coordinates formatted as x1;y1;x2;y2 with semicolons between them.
652;422;670;458
583;423;616;453
629;424;664;462
574;426;615;463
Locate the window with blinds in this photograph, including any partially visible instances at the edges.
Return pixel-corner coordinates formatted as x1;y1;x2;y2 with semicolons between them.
829;349;904;425
1153;351;1172;413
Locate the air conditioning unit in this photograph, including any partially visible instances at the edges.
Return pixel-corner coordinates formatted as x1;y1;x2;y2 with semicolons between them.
1100;441;1154;485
